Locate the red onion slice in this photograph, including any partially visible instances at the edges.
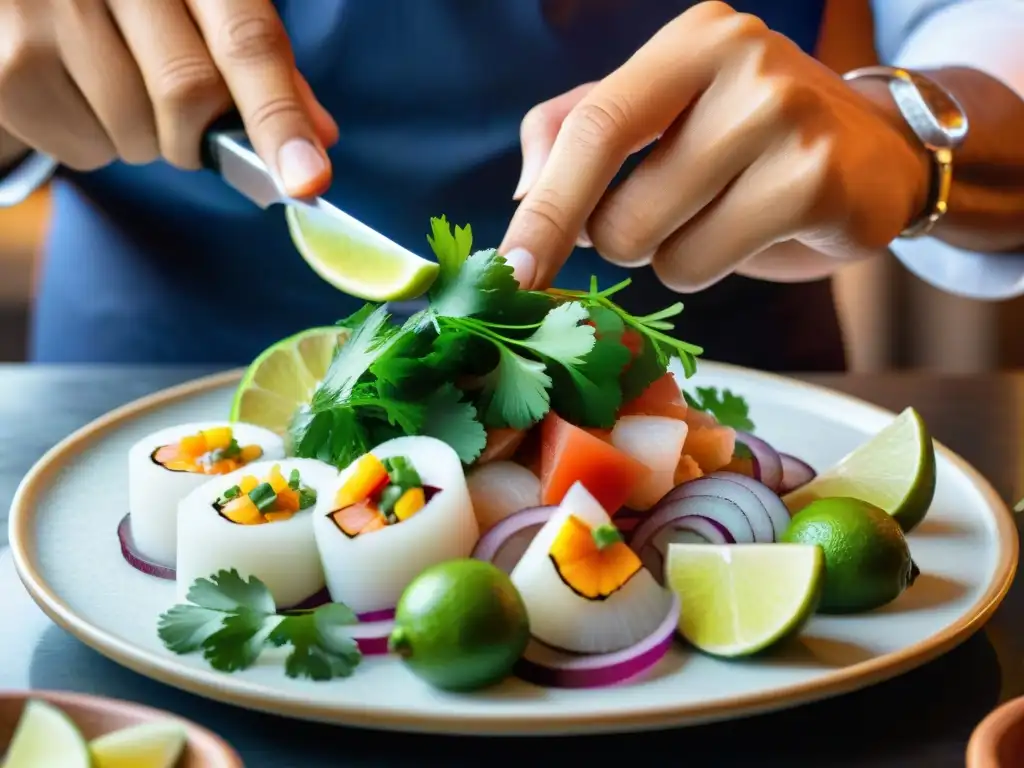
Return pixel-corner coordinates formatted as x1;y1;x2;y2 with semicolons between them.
340;618;396;656
779;454;817;494
658;477;775;542
470;505;557;573
734;432;783;492
515;594;680;688
708;471;792;541
118;514;176;580
639;517;727;578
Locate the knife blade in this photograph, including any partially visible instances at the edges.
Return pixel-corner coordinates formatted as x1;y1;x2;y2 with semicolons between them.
200;112;428;269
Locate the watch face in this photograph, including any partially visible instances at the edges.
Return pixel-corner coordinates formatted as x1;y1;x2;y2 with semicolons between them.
911;75;969;142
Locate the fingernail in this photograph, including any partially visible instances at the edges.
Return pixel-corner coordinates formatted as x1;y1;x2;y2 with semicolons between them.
576;225;593;249
503;247;537;288
277;138;328;196
513;146;548;201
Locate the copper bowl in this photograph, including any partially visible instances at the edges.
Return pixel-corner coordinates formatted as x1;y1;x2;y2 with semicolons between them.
967;696;1024;768
0;689;242;767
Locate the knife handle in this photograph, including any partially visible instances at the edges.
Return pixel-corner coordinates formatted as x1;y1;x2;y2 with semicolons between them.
200;110;246;172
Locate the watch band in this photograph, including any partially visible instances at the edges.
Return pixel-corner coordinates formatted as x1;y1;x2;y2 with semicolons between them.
0;150;58;208
842;65;968;239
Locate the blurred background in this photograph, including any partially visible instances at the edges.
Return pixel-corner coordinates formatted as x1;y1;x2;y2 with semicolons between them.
1;188;1023;371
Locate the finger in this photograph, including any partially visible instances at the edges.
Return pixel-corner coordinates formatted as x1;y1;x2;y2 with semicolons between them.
589;67;791;268
294;70;339;147
186;0;331;196
736;241;840;282
651;131;830;292
499;2;751;288
106;0;230;169
0;1;114;170
53;0;158;165
514;82;597;200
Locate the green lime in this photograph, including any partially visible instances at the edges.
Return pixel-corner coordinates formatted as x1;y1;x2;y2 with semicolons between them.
782;497;918;614
89;722;187;768
782;407;936;533
388;559;530;691
664;543;823;657
3;700;90;768
286;205;439;302
230;326;348;434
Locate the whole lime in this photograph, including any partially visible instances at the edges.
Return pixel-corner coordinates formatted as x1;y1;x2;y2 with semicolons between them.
781;497;918;614
388;559;530;691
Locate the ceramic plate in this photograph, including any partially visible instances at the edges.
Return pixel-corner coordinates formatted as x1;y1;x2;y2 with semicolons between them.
7;363;1018;735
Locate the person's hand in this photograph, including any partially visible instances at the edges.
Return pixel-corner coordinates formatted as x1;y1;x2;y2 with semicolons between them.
500;0;931;291
0;0;338;196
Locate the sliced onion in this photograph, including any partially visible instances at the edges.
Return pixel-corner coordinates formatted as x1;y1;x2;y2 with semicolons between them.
515;593;680;688
734;432;783;492
466;461;541;533
613;507;648;536
340;618;396;656
779;454;817;494
470;505;557;573
708;471;792;541
118;514;175;580
659;476;775;542
637;515;730;578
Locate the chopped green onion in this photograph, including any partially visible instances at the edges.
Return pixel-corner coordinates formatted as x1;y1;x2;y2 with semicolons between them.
222;485;241;500
592;524;623;550
248;482;278;512
288;468;300;490
223;438;241;458
378;484;405;516
298;488;318;510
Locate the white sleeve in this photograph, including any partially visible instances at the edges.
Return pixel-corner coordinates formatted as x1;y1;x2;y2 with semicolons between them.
871;0;1024;300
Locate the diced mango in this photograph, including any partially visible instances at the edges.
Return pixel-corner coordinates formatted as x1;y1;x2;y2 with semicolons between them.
201;427;233;451
275;488;300;511
394;487;426;521
335;454;389;509
268;464;289;493
264;511;294;523
222;495;264;525
178;434;208;458
239;444;263;463
239;475;259;494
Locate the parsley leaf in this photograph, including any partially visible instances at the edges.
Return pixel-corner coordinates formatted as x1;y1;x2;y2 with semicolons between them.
158;570;362;681
421;384;488;463
477;345;552;429
684;386;755;432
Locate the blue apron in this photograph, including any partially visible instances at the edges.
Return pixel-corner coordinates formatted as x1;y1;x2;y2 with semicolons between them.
30;0;841;370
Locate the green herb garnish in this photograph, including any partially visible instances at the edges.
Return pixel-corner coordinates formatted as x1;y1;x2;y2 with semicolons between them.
221;485;241;501
288;468;300;490
684;386;755;432
248;482;278;512
157;569;361;681
298;488;317;510
289;216;704;470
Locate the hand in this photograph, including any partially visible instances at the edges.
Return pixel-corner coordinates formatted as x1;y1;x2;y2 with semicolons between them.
500;1;930;291
0;0;338;196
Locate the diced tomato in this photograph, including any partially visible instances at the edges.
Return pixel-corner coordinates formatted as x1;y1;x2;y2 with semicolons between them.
477;428;527;465
539;411;650;513
685;426;736;473
619;372;688;421
621;329;645;360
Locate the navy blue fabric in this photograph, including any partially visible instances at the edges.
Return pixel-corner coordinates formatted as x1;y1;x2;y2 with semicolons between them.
30;0;842;369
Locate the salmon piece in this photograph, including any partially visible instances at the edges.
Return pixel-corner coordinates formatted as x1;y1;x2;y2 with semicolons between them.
674;454;704;485
685;426;736;474
684;408;718;431
619;372;688;421
478;428;528;464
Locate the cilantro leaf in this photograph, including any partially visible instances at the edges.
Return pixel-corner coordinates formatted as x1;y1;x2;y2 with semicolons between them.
313;305;400;410
620;334;665;402
421;384;488;464
519;301;595;367
201;609;274;673
157;605;227;654
684;386;755;432
336;303;381;330
429;248;520;319
427;215;473;288
477;345;552;429
185;569;276;615
269;603;361;681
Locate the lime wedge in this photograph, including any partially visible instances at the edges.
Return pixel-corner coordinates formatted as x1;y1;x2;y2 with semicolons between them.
89;722;187;768
665;543;823;657
782;407;936;533
286;205;439;301
230;326;349;434
2;700;90;768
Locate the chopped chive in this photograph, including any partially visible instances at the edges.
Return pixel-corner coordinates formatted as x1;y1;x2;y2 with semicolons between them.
222;485;241;500
592;524;623;550
298;488;317;510
377;485;404;516
223;438;241;458
288;468;300;490
248;482;278;512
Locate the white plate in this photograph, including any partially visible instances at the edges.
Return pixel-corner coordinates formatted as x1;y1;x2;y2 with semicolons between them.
7;363;1018;735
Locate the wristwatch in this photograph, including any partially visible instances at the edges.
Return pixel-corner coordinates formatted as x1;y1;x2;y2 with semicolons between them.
842;65;969;238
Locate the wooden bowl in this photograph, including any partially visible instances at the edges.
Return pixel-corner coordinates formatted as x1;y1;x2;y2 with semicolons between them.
967;696;1024;768
0;690;242;767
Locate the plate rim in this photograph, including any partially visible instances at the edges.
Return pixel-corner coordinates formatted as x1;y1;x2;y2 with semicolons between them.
7;363;1020;736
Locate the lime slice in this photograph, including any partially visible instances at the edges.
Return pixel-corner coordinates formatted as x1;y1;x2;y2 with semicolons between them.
782;407;936;533
665;543;823;657
230;326;349;434
286;205;439;301
2;700;90;768
89;722;187;768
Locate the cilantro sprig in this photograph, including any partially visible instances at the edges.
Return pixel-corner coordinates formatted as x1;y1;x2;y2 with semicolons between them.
288;216;705;469
158;570;361;681
684;386;755;432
